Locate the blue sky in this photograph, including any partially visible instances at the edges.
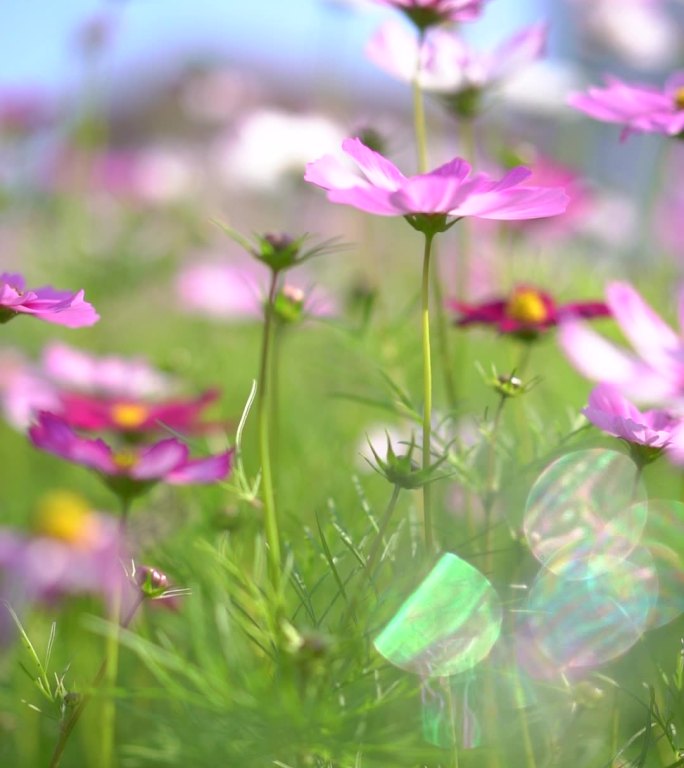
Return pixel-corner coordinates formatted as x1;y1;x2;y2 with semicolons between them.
2;0;549;94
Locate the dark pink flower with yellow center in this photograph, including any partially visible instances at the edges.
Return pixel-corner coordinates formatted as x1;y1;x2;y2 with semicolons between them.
0;273;98;328
57;389;219;435
29;412;232;500
450;285;610;340
568;72;684;140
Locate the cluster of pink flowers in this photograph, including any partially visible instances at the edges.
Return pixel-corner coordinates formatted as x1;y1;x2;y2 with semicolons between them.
17;344;232;502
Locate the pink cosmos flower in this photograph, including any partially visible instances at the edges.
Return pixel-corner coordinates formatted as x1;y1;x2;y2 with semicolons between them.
568;72;684;139
559;282;684;406
0;349;61;431
29;412;232;499
176;261;338;322
370;0;487;29
56;389;219;435
305;138;569;224
0;273;98;328
366;21;546;107
583;383;679;449
42;342;173;400
507;154;594;242
451;284;609;339
176;260;263;320
0;498;124;607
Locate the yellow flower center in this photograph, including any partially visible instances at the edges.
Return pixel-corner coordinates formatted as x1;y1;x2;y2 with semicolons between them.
674;87;684;110
110;402;149;429
505;288;549;324
113;450;138;470
34;490;98;547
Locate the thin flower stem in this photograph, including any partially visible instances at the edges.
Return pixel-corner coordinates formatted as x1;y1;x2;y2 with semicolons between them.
99;496;131;768
258;269;282;594
48;595;143;768
412;30;428;174
365;484;402;580
340;484;402;627
444;679;461;768
411;34;457;415
422;232;435;553
484;394;507;570
431;257;458;411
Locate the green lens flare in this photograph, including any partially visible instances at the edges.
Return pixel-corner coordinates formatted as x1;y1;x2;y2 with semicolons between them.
373;553;502;677
421;675;481;749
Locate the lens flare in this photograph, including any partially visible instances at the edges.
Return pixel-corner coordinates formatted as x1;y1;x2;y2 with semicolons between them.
373;553;502;677
524;450;646;578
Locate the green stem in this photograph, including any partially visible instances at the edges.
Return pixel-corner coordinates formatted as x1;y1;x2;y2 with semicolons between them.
412;31;428;173
483;395;508;573
258;269;282;594
422;232;435;553
411;36;457;416
48;595;143;768
365;484;402;581
444;679;461;768
431;258;458;411
340;484;402;628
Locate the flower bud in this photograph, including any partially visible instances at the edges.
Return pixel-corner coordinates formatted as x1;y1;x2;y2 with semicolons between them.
135;565;170;598
367;433;448;489
272;284;305;324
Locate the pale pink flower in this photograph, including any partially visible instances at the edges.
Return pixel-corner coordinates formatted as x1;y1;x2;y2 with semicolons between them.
583;383;679;448
176;261;338;321
0;491;126;644
568;72;684;139
42;342;173;399
305;138;569;222
366;20;547;97
0;350;60;430
559;282;684;406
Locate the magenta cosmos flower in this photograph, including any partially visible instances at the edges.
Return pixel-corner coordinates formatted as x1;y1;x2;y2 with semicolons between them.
559;281;684;406
450;284;610;339
568;72;684;139
305;138;569;230
583;383;680;450
56;388;219;435
0;273;98;328
29;412;232;500
370;0;487;29
367;21;546;111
